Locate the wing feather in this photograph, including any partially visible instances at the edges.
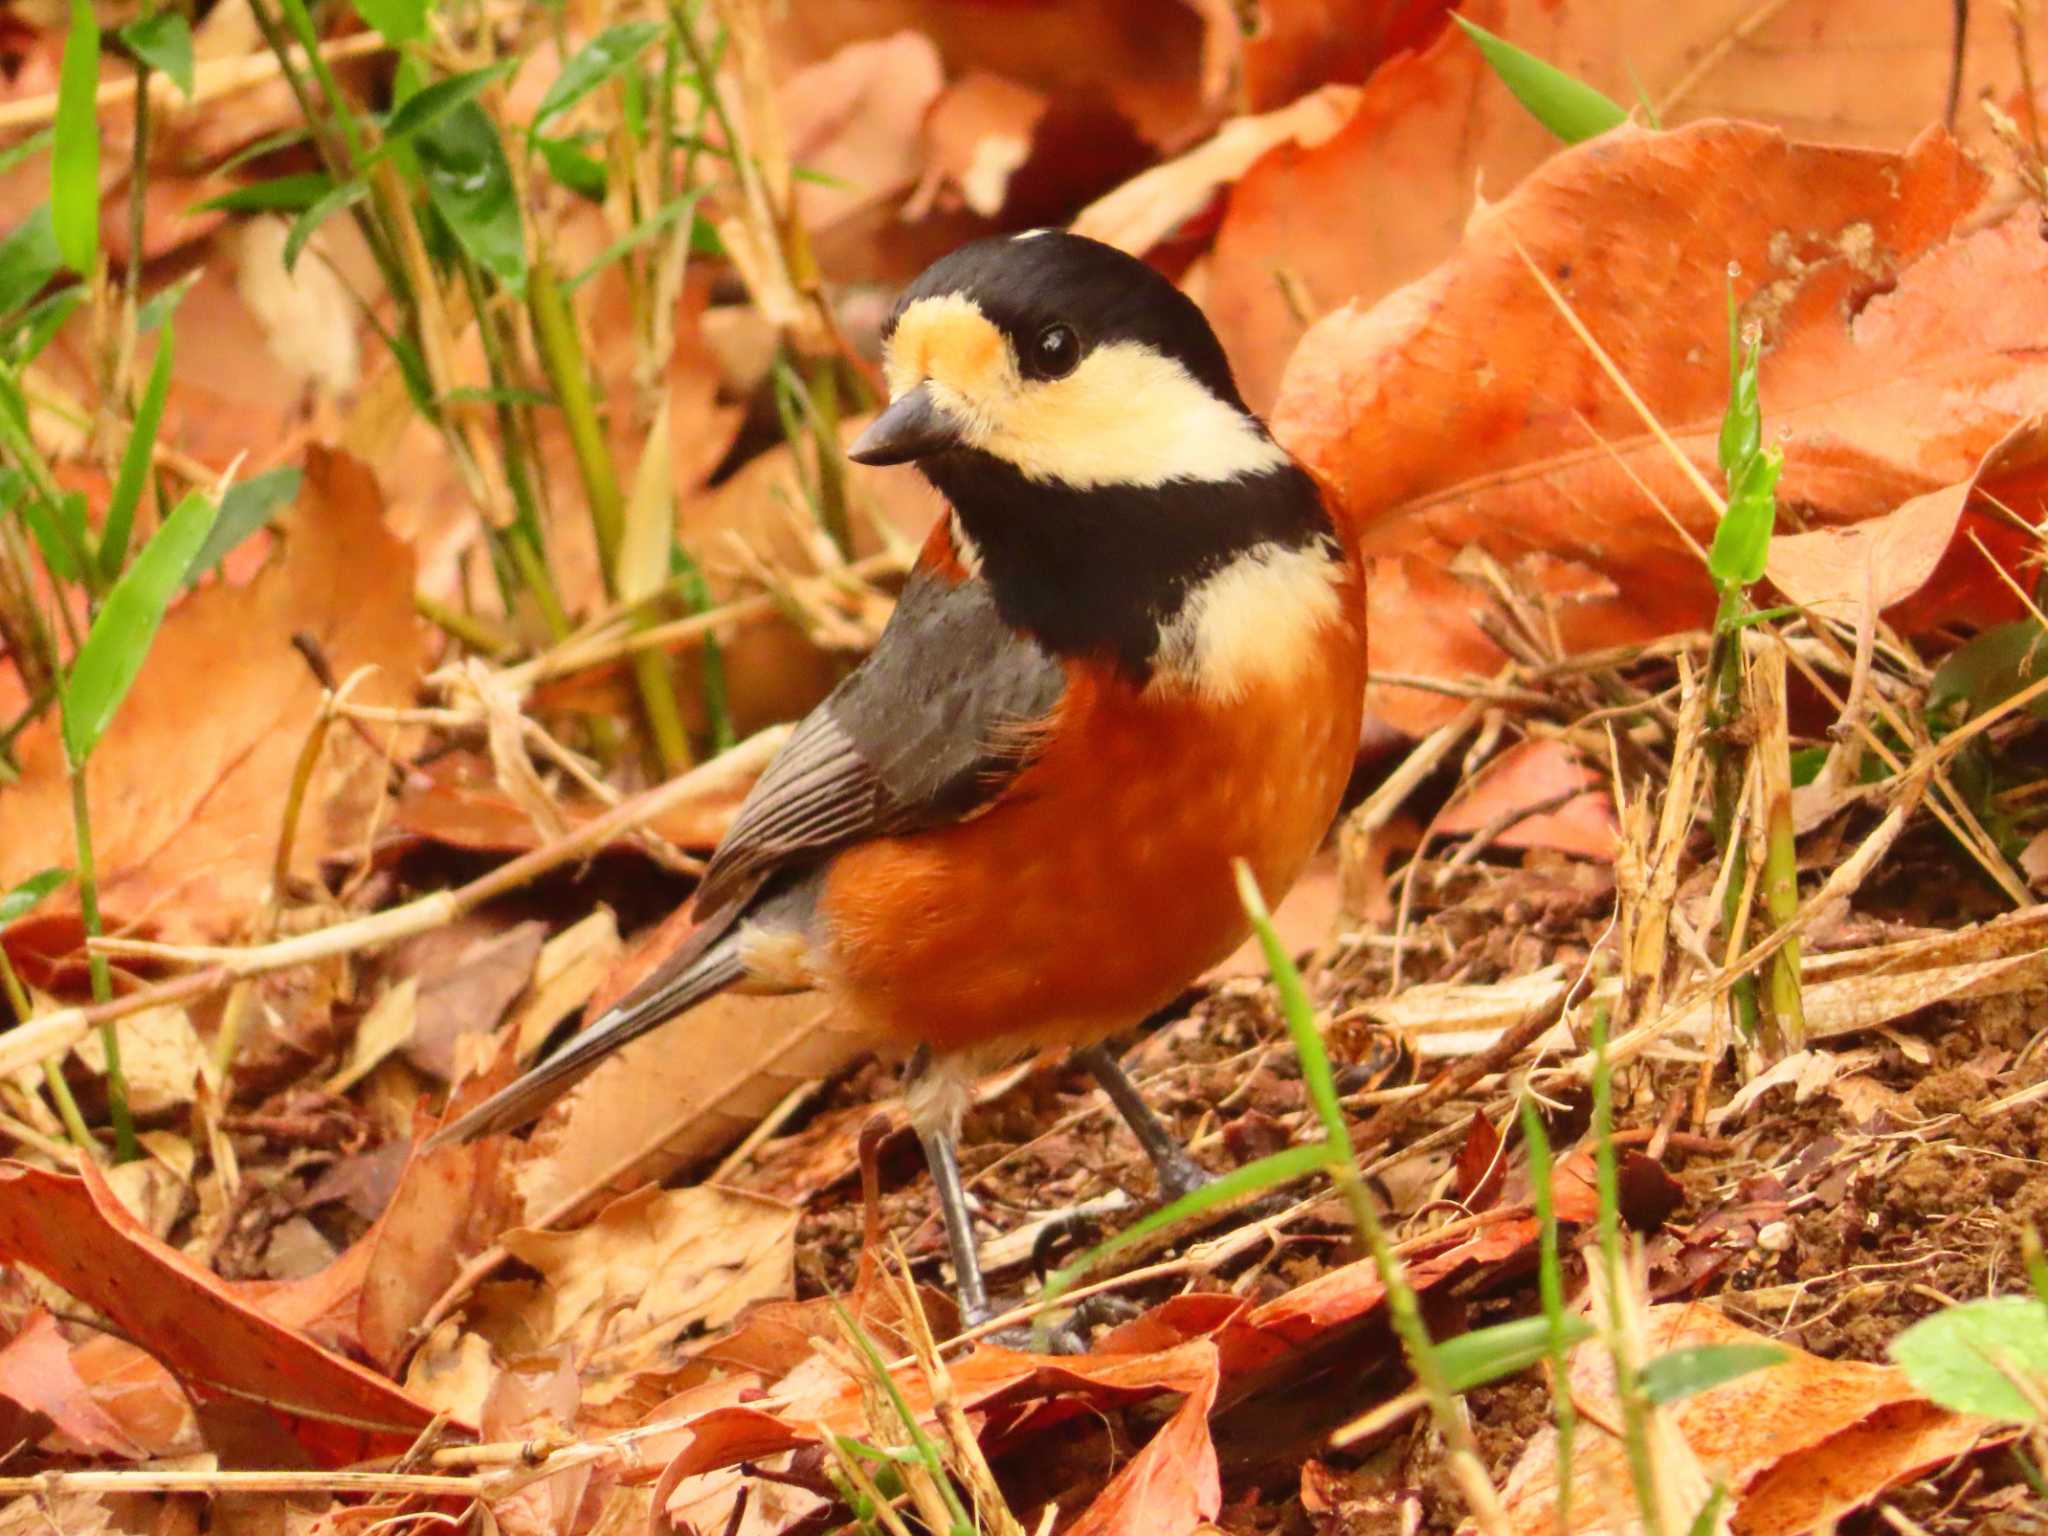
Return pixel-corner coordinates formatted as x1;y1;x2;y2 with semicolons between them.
694;569;1065;918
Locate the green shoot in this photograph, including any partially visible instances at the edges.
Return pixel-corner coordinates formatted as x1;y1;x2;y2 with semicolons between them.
98;329;175;583
53;0;102;276
1520;1094;1578;1530
1453;16;1628;145
118;13;195;98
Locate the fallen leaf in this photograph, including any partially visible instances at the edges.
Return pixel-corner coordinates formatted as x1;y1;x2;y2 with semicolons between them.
509;908;623;1062
1209;0;2048;413
0;446;423;951
1275;122;2048;733
0;1310;146;1458
1487;1303;1999;1535
0;1159;437;1462
780;31;944;231
910;71;1049;219
71;1002;205;1115
326;977;419;1095
1239;0;1456;112
403;919;546;1082
497;1184;796;1387
1432;739;1617;860
1072;85;1359;257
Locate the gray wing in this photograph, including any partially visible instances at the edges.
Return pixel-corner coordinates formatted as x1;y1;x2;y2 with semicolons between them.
692;567;1067;919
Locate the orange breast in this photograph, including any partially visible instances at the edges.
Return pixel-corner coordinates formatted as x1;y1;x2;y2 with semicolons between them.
817;581;1367;1056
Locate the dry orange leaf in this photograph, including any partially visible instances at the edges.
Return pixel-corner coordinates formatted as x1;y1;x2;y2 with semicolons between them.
0;446;423;951
0;1311;146;1459
1206;0;2045;412
1274;122;2048;733
1488;1303;2000;1534
0;1159;438;1464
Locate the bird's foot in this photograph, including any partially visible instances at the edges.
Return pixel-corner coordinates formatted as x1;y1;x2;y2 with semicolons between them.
1151;1147;1215;1206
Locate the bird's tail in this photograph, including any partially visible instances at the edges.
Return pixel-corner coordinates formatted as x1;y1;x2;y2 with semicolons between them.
427;934;746;1146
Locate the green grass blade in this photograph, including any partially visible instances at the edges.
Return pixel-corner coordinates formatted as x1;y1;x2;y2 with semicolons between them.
62;490;219;765
118;12;194;97
1437;1313;1594;1394
565;188;706;292
195;173;336;215
2;285;84;365
0;868;71;931
282;180;370;273
535;21;663;128
185;467;301;584
0;127;54;180
1037;1142;1336;1312
1452;15;1625;145
0;205;64;319
99;327;174;580
1232;860;1353;1157
52;0;102;275
1638;1343;1787;1406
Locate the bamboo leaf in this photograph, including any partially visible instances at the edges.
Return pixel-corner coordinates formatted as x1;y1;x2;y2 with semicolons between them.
118;12;194;98
0;869;71;933
62;491;219;765
371;61;519;160
1452;15;1626;145
282;179;370;273
0;205;63;324
1438;1314;1594;1394
415;102;526;290
195;173;336;215
1639;1343;1787;1406
350;0;428;45
534;21;663;128
185;468;300;584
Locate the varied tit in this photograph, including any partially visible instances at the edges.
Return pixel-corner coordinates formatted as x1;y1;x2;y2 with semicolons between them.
435;230;1367;1332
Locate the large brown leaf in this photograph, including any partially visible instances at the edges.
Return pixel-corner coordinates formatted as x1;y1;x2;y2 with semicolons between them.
1273;121;2048;733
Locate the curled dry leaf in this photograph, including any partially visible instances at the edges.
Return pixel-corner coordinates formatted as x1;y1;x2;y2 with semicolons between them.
1276;121;2048;733
1207;0;2048;411
1431;739;1617;861
1485;1303;2001;1535
0;446;423;954
780;30;945;231
0;1159;437;1463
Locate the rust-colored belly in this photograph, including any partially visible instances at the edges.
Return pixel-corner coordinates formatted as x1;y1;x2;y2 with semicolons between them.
817;617;1366;1056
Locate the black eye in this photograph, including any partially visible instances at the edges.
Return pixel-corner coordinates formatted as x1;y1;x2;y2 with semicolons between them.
1029;322;1080;380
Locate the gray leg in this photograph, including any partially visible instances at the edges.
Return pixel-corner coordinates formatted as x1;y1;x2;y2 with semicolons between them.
915;1124;992;1324
1075;1042;1212;1203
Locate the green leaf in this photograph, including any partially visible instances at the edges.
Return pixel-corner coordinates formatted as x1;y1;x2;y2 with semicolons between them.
52;0;102;275
1930;620;2048;722
1640;1343;1787;1406
219;125;316;175
0;205;63;319
99;329;175;579
1708;445;1780;590
534;21;663;128
282;179;369;273
0;126;54;180
534;132;607;201
1893;1296;2048;1422
119;12;194;98
18;491;85;583
185;467;301;583
415;102;527;291
136;270;199;334
61;490;219;764
0;868;71;933
1438;1314;1595;1394
1451;15;1626;145
1789;745;1828;787
372;61;519;160
1;284;84;365
1685;1486;1729;1536
195;173;336;214
350;0;428;45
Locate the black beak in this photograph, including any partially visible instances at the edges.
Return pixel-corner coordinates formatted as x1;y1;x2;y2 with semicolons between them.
847;385;963;466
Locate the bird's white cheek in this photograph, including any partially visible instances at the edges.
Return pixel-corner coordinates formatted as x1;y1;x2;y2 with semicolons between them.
1153;541;1346;704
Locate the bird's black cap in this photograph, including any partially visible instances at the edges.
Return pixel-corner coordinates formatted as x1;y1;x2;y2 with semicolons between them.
886;230;1248;411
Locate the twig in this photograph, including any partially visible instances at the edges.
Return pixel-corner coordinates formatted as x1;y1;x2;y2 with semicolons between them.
0;730;787;1083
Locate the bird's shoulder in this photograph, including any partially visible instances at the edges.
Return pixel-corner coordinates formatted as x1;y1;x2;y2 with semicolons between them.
692;534;1066;918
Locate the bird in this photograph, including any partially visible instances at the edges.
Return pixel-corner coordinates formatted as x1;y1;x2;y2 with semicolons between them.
434;229;1368;1332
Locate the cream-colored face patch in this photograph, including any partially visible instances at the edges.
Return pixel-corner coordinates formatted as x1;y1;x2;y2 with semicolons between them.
1153;541;1346;705
883;295;1287;490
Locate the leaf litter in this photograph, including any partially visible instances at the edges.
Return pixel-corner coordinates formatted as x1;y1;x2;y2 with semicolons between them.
2;2;2048;1534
